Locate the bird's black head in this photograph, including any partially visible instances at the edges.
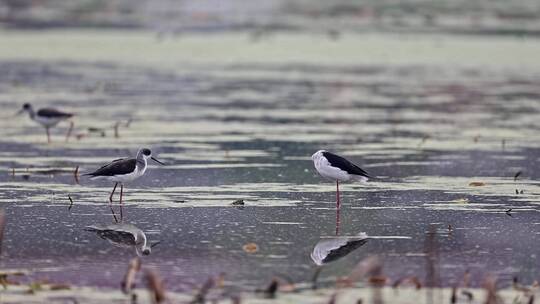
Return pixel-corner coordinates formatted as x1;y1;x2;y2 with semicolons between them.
142;248;151;255
141;148;151;156
17;103;33;116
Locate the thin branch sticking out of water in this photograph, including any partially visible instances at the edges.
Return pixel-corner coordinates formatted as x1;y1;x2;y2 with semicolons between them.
67;196;74;211
424;224;441;304
347;255;382;284
255;278;279;299
191;277;215;303
122;257;141;294
483;275;501;304
144;269;166;304
73;166;80;184
514;171;522;182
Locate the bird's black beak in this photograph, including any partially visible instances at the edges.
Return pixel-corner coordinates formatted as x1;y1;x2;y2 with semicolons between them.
151;157;165;165
15;109;25;116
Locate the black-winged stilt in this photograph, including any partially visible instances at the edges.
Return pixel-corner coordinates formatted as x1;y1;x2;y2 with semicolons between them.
85;223;157;256
18;103;74;143
84;148;164;222
311;150;370;209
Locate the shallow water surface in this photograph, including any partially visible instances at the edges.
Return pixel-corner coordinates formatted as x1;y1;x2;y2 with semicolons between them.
0;36;540;291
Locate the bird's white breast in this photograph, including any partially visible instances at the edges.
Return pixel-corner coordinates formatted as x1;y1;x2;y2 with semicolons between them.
313;153;352;181
33;115;64;127
107;165;146;183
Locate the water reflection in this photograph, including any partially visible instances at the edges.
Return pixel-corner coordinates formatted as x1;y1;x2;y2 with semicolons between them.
310;223;370;289
310;232;369;266
84;223;155;256
335;207;340;236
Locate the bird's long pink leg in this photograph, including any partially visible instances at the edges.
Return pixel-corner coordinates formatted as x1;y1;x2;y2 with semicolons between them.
109;183;119;223
45;127;51;144
119;184;124;221
65;121;74;142
336;180;340;209
335;207;341;236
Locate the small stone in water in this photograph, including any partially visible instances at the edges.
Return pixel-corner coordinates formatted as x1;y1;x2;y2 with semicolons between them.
232;199;244;206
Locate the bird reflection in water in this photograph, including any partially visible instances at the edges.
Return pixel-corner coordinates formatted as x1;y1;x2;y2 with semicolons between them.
310;232;369;266
85;223;158;256
335;207;340;236
310;206;369;288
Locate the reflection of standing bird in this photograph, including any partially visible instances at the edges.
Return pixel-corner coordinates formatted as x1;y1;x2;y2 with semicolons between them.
85;223;153;256
84;148;164;222
310;232;369;266
311;150;370;209
18;103;74;143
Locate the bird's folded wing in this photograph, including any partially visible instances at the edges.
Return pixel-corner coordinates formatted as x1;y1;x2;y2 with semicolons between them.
86;158;136;176
37;108;73;118
322;151;370;177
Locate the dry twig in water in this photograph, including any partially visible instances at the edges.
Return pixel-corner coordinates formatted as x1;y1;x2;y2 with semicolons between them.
327;293;337;304
145;270;166;304
68;196;74;211
462;270;470;288
347;255;382;284
483;275;500;304
114;122;121;138
461;290;473;301
450;287;457;304
255;278;278;299
425;225;441;304
512;277;532;293
191;277;215;303
73;166;80;184
122;257;141;294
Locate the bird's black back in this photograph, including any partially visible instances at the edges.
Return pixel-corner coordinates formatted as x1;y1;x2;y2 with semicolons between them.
37;108;73;118
322;151;370;177
85;158;137;176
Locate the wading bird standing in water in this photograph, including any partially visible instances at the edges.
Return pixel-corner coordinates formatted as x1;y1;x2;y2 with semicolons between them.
18;103;74;143
312;150;370;209
84;148;164;222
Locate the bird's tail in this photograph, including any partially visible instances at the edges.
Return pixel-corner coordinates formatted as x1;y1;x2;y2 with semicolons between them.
84;226;100;232
82;173;98;178
354;175;369;183
365;175;388;182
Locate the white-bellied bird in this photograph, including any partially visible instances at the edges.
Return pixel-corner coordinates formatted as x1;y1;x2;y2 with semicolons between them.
18;103;74;143
84;148;164;222
312;150;370;209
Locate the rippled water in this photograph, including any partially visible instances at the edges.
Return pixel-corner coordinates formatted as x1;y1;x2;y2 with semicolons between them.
0;32;540;292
